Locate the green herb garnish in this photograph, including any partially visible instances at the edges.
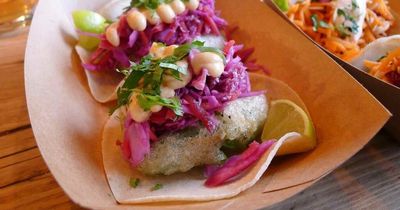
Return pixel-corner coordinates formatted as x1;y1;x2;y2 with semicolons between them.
110;41;225;115
137;92;183;115
311;14;331;32
378;54;387;62
311;14;319;32
159;62;187;75
129;178;140;188
125;0;188;11
319;20;330;29
151;183;163;191
336;9;359;37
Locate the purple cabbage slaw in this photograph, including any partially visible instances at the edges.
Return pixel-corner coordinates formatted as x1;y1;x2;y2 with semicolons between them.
84;0;227;71
204;140;275;187
149;40;250;134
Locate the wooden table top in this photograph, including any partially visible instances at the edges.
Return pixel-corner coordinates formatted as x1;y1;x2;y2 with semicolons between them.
1;31;399;210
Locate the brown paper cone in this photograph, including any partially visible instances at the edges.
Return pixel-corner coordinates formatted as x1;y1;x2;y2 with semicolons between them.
25;0;390;209
267;0;400;140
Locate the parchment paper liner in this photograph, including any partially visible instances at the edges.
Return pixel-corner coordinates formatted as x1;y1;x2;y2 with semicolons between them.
25;0;390;208
267;0;400;139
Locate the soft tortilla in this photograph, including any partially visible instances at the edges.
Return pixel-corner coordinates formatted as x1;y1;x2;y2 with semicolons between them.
102;73;304;203
350;35;400;71
75;45;124;103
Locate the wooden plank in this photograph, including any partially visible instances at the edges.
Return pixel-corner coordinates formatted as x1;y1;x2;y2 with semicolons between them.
0;173;82;210
0;31;27;65
0;127;36;158
0;146;40;168
0;147;48;188
0;62;30;132
265;134;400;210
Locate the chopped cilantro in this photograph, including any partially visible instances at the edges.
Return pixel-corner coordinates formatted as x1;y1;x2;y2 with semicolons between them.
311;14;319;32
335;9;359;37
124;0;189;12
336;24;348;37
319;20;330;29
378;55;387;62
110;40;225;115
151;183;163;191
137;92;183;115
221;139;248;157
129;178;140;188
311;14;331;32
159;62;187;75
337;9;347;17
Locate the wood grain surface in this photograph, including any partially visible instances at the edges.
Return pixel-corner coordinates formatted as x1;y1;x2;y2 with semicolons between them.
0;31;399;210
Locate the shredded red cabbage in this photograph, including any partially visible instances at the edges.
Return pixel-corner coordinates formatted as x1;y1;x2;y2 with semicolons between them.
149;40;250;134
191;68;208;90
386;71;400;88
204;140;275;187
84;0;227;71
120;115;151;167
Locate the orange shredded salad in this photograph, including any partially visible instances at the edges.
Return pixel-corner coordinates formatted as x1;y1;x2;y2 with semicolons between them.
286;0;395;61
364;47;400;87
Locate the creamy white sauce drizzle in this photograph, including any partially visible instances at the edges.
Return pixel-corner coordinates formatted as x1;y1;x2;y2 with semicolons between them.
333;0;367;42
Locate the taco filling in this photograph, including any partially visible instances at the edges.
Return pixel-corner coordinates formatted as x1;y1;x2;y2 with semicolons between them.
274;0;394;61
111;38;272;180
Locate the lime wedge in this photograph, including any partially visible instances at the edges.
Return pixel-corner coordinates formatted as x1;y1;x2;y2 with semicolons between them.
72;10;107;50
273;0;290;12
262;99;316;155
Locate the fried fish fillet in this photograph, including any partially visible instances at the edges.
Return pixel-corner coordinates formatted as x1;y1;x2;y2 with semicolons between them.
138;95;268;175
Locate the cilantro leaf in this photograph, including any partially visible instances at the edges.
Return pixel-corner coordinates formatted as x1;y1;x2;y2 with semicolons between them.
126;0;176;12
335;9;359;37
311;14;319;32
337;9;346;17
137;92;183;116
311;14;332;32
159;62;188;75
319;20;330;29
151;183;163;191
129;178;140;188
378;54;387;62
112;70;146;114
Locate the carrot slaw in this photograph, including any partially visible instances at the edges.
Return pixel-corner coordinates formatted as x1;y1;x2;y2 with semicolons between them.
284;0;394;61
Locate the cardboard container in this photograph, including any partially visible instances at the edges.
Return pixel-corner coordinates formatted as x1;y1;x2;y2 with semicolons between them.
267;0;400;140
25;0;390;209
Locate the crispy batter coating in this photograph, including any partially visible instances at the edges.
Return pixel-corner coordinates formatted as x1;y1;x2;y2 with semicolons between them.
138;95;268;175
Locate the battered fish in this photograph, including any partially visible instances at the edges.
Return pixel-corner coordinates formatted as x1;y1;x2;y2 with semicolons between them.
138;95;268;175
